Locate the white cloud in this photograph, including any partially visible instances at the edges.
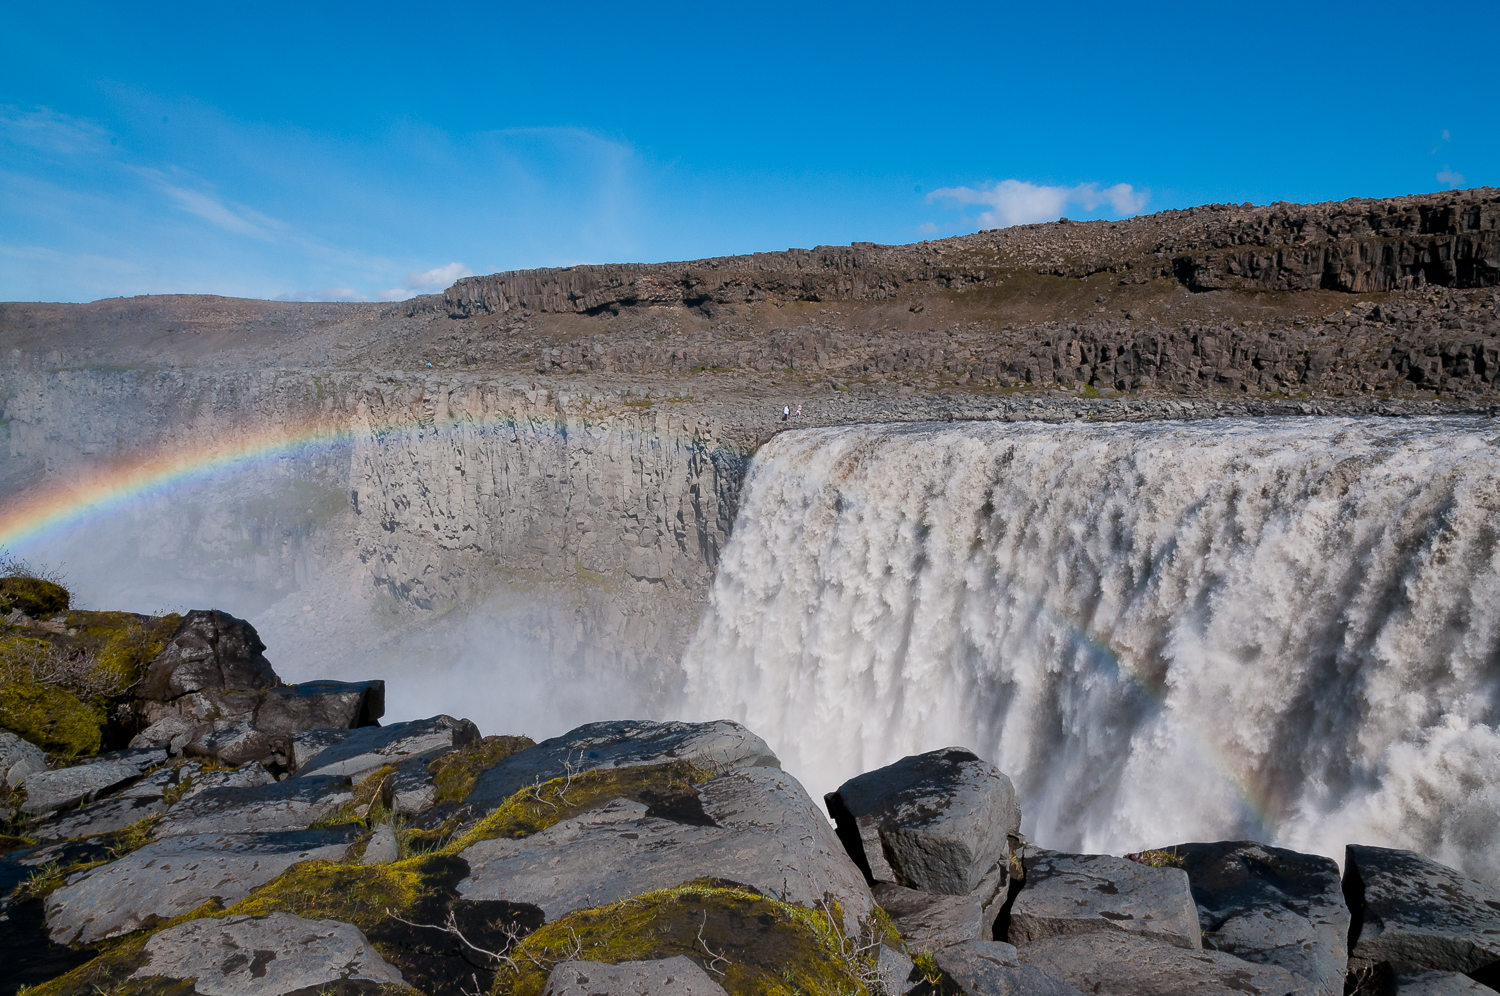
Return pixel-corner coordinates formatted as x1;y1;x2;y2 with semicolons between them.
403;262;471;290
927;178;1150;229
1437;166;1465;188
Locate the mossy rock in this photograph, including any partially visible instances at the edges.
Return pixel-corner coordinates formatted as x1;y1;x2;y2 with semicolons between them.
65;610;182;690
0;576;70;617
429;734;536;805
0;680;103;756
227;854;539;995
493;881;874;996
454;760;712;849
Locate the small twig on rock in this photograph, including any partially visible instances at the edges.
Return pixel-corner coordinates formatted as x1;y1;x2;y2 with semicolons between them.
696;911;729;976
385;908;515;969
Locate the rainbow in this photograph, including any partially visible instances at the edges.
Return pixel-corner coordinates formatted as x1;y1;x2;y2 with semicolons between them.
0;406;744;554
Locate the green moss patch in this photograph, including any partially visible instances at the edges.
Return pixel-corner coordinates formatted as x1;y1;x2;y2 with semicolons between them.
492;881;874;996
226;854;539;995
0;833;36;853
430;735;536;805
453;760;712;850
0;576;69;617
0;678;103;756
65;610;181;691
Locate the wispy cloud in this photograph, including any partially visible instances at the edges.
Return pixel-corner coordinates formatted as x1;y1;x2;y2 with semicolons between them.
0;105;112;157
139;171;280;240
1437;166;1465;188
927;178;1149;229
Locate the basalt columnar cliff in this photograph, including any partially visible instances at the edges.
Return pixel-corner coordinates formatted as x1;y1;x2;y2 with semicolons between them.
3;190;1500;994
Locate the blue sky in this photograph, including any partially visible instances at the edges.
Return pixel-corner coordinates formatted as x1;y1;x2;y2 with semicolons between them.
2;1;1494;303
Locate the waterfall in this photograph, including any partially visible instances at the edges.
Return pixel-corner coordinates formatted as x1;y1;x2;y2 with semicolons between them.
681;417;1500;880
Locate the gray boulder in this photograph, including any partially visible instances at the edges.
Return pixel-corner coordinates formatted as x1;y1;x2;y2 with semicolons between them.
1008;850;1201;950
1017;930;1314;996
459;764;873;936
825;747;1016;895
1175;840;1349;993
21;759;141;815
0;730;49;787
294;715;478;781
873;882;986;953
934;940;1085;996
463;719;779;814
1346;844;1500;979
131;912;409;994
45;828;358;944
1396;970;1497;995
542;956;728;995
155;774;353;837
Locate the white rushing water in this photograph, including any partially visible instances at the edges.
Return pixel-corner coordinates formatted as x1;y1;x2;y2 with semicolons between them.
681;417;1500;880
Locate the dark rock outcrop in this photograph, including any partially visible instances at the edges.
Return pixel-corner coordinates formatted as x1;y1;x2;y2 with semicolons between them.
825;746;1017;895
1175;840;1350;992
1345;844;1500;984
127;610;384;771
462;718;778;816
1008;850;1202;950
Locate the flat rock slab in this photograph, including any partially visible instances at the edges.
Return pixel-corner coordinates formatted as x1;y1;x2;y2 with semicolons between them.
30;795;166;840
873;882;986;953
1009;850;1201;950
934;940;1084;996
0;730;48;787
1174;840;1349;992
179;764;278;799
156;774;353;837
464;719;779;814
294;715;478;781
45;827;358;945
460;765;871;936
132;912;408;995
543;956;729;995
22;760;142;815
826;746;1016;895
360;826;399;866
1347;844;1500;978
1396;971;1497;995
1018;931;1314;996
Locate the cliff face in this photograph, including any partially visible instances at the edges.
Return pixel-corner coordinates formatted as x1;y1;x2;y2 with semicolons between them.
435;188;1500;320
0;367;746;698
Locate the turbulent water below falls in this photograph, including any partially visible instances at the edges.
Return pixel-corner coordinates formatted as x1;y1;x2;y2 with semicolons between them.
681;417;1500;880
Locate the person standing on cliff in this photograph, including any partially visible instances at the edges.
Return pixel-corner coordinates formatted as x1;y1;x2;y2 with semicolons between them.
796;403;802;417
783;405;790;421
